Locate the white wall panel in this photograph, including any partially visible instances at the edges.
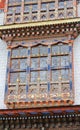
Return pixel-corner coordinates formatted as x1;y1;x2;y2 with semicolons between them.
0;11;4;25
0;39;8;109
73;35;80;105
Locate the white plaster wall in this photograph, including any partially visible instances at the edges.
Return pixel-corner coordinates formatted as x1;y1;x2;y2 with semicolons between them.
0;39;8;109
0;11;7;109
73;35;80;105
0;11;4;25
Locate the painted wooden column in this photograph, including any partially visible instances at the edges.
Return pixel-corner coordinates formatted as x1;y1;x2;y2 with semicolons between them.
38;0;41;21
64;1;67;18
47;3;49;20
29;5;32;21
13;8;16;23
55;0;58;19
21;0;24;22
73;0;77;17
4;0;8;24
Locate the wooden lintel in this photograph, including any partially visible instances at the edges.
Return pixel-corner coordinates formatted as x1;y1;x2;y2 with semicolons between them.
0;105;80;116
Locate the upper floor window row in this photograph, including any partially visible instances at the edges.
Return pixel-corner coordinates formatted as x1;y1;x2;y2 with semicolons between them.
8;0;37;3
8;0;73;8
7;0;73;15
8;6;21;14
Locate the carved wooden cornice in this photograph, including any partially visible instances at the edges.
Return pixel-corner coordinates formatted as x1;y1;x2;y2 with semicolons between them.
0;18;80;42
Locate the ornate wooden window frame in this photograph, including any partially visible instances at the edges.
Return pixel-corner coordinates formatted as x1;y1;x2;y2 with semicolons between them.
4;40;74;108
5;0;78;24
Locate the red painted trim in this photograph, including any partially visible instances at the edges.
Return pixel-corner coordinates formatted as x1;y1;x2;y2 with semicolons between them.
0;0;5;9
0;105;80;116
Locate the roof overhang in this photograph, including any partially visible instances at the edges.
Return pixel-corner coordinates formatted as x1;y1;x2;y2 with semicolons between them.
0;18;80;42
0;17;80;30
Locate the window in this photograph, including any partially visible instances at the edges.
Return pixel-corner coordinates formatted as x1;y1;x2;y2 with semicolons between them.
31;45;48;82
49;2;55;10
50;43;72;99
24;0;29;1
16;0;21;2
24;0;37;2
8;7;13;14
9;0;22;2
41;3;47;11
6;42;73;105
8;0;14;4
10;46;28;84
24;5;30;13
15;6;21;14
59;1;64;8
32;4;38;12
66;0;73;8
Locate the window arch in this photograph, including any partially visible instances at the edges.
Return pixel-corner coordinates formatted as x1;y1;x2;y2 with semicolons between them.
41;15;46;20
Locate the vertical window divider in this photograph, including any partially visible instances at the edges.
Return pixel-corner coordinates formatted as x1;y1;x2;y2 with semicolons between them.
69;43;73;98
38;0;41;21
73;0;77;17
21;0;24;22
26;47;31;96
47;45;51;94
38;46;40;80
55;0;58;19
59;45;61;85
46;3;49;20
64;0;67;18
29;5;32;21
